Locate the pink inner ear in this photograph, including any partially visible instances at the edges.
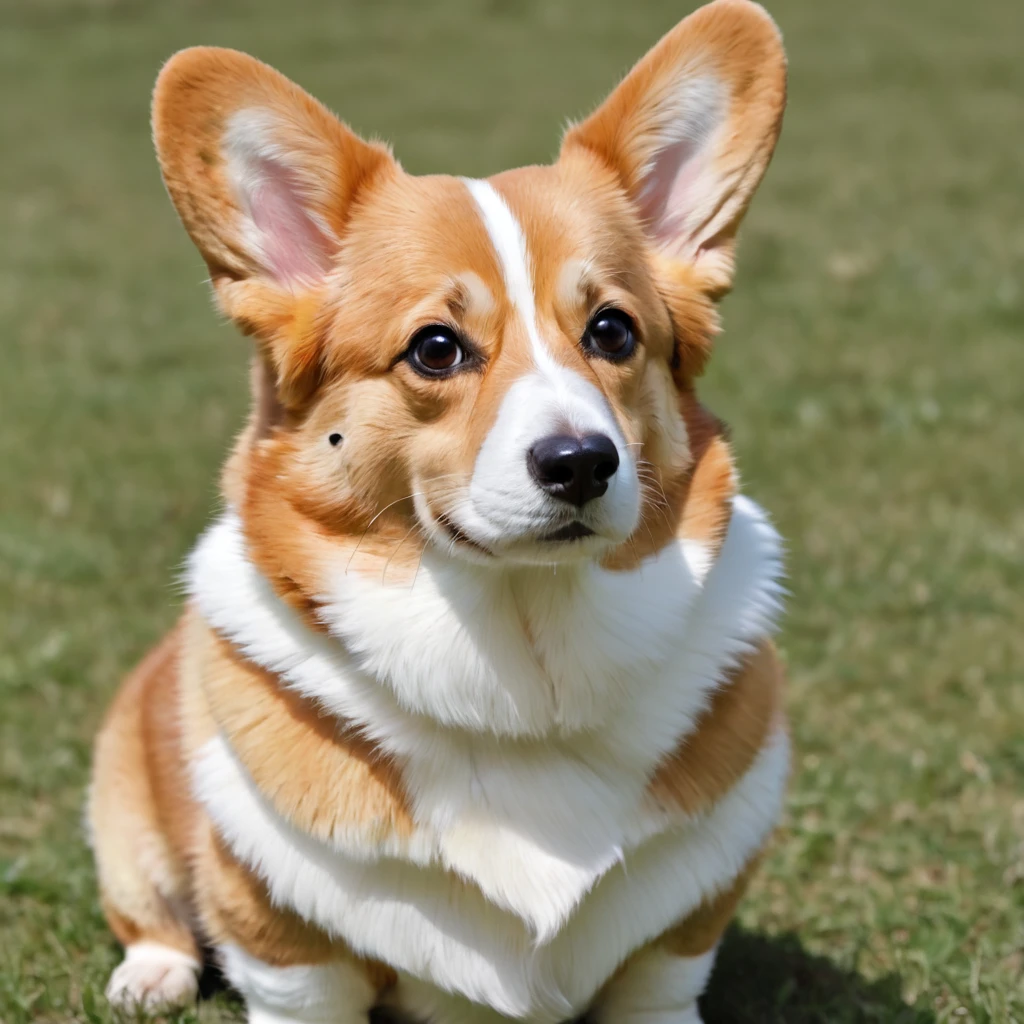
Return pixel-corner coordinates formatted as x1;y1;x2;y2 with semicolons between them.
249;156;335;285
636;136;707;258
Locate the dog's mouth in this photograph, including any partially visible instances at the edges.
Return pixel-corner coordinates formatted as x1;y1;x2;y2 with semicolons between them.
435;511;493;556
429;505;600;562
539;521;595;542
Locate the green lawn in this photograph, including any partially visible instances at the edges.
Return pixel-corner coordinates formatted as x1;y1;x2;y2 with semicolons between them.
1;0;1022;1021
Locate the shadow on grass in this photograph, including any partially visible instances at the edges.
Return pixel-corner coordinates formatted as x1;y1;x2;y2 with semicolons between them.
701;926;935;1024
196;925;934;1024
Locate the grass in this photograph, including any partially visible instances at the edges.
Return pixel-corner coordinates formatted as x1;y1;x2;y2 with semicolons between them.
1;0;1022;1020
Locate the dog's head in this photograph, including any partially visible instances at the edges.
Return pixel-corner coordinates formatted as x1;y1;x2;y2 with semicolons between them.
153;0;785;589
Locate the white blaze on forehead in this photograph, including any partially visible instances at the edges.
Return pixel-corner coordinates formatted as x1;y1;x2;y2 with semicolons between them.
461;178;559;372
460;178;640;550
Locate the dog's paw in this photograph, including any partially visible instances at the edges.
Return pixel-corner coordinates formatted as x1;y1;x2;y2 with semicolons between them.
106;942;200;1010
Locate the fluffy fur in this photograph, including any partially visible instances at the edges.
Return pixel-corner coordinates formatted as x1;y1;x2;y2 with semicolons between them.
89;2;789;1021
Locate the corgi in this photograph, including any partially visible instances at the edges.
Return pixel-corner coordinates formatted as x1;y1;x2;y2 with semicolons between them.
88;2;789;1021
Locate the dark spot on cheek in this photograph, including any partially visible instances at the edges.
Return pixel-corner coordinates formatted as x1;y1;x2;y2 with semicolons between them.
328;433;343;446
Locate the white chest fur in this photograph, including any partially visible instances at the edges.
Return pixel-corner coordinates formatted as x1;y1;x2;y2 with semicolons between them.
188;497;787;1019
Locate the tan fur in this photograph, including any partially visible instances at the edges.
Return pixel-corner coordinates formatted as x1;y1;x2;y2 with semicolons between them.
649;638;785;817
658;852;764;958
602;392;735;572
599;847;764;1005
192;822;337;965
641;637;787;957
90;614;399;985
192;822;395;991
93;0;789;1008
200;622;414;844
90;626;199;959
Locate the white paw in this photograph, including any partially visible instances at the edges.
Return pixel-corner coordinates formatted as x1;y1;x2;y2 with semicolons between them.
600;1012;703;1024
105;942;200;1010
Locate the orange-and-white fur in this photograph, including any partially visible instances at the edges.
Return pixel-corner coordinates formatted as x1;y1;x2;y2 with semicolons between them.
88;3;789;1021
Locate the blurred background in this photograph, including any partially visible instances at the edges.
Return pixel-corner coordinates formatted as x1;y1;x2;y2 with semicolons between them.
1;0;1022;1021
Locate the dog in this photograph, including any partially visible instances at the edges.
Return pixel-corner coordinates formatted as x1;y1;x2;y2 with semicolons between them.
88;2;788;1021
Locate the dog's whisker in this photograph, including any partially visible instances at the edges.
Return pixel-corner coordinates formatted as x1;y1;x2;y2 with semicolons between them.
409;537;429;591
346;492;424;574
381;523;423;584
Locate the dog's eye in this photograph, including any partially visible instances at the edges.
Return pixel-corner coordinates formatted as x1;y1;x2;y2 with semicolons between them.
407;326;466;377
583;308;636;361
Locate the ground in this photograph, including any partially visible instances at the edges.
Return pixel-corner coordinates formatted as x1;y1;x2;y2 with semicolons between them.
1;0;1022;1021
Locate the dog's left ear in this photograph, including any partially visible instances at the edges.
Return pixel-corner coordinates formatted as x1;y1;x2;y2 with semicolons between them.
562;0;786;297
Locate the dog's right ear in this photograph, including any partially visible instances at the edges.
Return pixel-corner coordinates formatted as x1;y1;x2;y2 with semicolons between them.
153;47;396;404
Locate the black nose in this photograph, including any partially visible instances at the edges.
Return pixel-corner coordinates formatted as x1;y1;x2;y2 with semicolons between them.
528;433;620;507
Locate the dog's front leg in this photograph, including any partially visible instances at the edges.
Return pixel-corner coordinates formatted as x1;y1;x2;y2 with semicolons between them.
219;943;378;1024
589;947;716;1024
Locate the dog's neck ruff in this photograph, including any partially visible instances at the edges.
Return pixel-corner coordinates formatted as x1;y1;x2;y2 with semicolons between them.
189;495;781;745
186;496;784;959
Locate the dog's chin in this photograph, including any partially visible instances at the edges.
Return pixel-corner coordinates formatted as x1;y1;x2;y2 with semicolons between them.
499;533;615;566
